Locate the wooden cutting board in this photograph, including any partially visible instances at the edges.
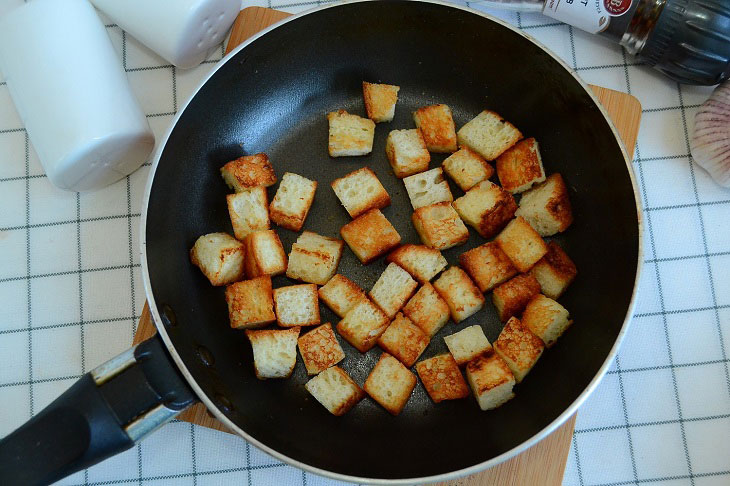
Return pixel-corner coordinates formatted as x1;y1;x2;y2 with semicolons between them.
134;7;641;485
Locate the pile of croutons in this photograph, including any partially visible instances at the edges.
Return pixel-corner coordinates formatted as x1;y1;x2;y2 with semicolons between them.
190;81;577;416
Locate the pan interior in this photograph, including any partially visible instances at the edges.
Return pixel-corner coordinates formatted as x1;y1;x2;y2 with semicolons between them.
145;1;638;479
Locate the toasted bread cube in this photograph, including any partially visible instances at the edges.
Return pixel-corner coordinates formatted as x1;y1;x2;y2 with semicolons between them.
190;232;245;286
496;138;546;194
269;172;317;232
226;187;269;240
327;110;375;157
363;81;400;123
459;242;518;293
529;242;577;299
318;274;367;318
245;326;300;379
416;354;470;403
403;282;450;337
403;168;453;210
336;298;390;352
412;202;469;250
305;366;365;416
225;276;275;329
369;263;418;318
444;325;492;366
298;323;345;375
377;312;429;367
286;231;344;285
364;353;417;415
340;209;401;264
494;316;544;382
331;167;391;218
495;217;549;272
453;180;518;239
433;266;485;323
386;244;447;283
492;274;541;322
273;284;320;327
442;148;494;192
385;129;430;178
465;352;516;410
515;173;573;236
243;230;287;279
220;153;277;191
522;294;571;347
457;110;522;161
413;104;458;153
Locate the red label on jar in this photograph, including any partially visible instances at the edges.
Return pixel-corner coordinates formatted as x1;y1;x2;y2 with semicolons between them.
603;0;632;16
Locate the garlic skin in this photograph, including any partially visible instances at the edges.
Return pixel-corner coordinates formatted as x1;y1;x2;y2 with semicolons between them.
691;80;730;188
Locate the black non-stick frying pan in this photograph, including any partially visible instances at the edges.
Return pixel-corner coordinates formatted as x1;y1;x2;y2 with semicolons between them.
0;1;642;484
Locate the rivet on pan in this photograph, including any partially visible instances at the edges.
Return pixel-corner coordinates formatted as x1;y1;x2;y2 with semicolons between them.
197;345;215;367
216;393;234;414
161;304;177;327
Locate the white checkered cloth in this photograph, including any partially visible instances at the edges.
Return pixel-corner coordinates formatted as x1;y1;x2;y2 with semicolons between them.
1;1;729;485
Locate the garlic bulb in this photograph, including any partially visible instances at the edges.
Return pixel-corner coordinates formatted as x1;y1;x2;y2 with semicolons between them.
691;80;730;188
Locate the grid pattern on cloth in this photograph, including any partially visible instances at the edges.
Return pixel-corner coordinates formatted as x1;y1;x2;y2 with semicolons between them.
0;1;729;485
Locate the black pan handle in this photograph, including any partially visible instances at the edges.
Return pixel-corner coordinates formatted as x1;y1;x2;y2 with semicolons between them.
0;336;197;485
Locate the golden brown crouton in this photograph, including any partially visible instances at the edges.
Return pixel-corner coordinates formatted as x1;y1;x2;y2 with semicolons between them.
327;110;375;157
298;323;345;375
318;274;367;318
245;326;300;379
331;167;390;218
416;354;470;403
493;316;544;382
403;282;450;337
433;266;485;323
529;242;577;299
273;284;320;327
226;187;270;240
496;137;546;194
220;153;277;191
495;216;549;272
522;294;572;347
386;244;447;283
377;313;429;367
336;298;390;352
412;202;469;250
385;129;430;178
369;263;418;318
403;168;454;210
363;81;400;123
243;230;287;279
225;276;276;329
340;209;401;264
515;173;573;236
269;172;317;232
457;110;522;161
492;273;541;322
444;325;493;366
442;147;495;191
459;242;518;293
453;180;518;239
190;232;245;286
286;231;344;285
413;104;458;153
305;366;365;416
465;352;516;410
364;353;417;415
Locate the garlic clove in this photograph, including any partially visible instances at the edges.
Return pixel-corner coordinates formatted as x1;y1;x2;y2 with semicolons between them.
690;80;730;188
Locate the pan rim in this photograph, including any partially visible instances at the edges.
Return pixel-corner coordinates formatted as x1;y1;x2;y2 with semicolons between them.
140;0;644;483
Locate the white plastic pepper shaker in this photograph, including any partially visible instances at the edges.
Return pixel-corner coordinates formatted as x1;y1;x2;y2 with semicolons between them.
0;0;155;192
90;0;240;69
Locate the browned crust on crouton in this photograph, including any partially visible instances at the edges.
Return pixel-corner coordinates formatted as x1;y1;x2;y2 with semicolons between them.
318;274;366;317
340;209;401;264
220;153;277;189
298;323;345;375
364;353;417;415
478;190;518;239
495;216;549;272
225;276;276;328
402;282;450;337
269;180;317;232
459;242;518;293
496;138;543;192
412;202;469;250
465;352;514;394
189;242;244;286
377;313;429;367
416;354;470;403
540;242;577;280
363;82;399;122
545;174;574;232
414;104;458;153
336;299;390;352
493;317;544;381
243;230;287;279
492;274;541;322
329;368;366;415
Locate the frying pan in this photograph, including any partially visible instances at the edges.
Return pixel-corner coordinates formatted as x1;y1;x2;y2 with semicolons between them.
0;1;642;484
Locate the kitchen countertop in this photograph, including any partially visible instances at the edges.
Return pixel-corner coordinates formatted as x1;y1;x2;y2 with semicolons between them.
1;1;729;485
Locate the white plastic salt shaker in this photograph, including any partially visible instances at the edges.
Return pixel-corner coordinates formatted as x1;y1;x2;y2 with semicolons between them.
0;0;155;192
90;0;240;69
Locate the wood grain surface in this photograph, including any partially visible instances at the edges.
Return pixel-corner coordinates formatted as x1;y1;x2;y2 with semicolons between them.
134;7;641;484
